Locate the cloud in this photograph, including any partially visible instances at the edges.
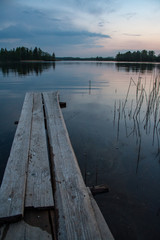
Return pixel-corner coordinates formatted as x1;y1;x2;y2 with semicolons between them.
48;30;111;38
98;22;105;27
0;21;111;51
22;8;45;17
0;24;111;39
123;33;141;37
0;38;20;43
122;12;137;20
38;28;111;49
0;1;112;41
34;29;111;47
19;0;119;16
0;25;34;39
3;0;157;57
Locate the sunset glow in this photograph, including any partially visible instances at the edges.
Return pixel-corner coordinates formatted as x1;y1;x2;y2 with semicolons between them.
0;0;160;57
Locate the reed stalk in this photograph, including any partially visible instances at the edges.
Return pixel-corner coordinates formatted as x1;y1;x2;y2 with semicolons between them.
114;74;160;161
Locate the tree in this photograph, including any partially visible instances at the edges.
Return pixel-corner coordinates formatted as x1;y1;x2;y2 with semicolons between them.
33;47;38;60
0;46;56;61
52;52;55;60
148;51;155;62
141;50;148;61
116;50;157;62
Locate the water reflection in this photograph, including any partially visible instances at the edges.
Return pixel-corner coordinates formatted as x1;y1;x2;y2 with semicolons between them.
0;61;55;76
0;61;160;240
114;75;160;175
116;62;160;73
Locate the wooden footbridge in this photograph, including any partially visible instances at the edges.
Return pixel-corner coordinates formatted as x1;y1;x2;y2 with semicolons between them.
0;92;114;240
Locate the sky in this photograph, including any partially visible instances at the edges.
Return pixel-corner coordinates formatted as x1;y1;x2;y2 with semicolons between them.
0;0;160;57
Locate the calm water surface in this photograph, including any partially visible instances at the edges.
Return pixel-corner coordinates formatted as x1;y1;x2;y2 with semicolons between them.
0;61;160;240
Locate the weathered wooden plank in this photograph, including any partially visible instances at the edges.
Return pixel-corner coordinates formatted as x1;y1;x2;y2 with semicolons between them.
43;92;105;240
25;93;54;208
0;93;33;223
87;188;114;240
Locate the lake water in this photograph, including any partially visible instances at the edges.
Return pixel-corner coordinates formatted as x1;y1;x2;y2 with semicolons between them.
0;61;160;240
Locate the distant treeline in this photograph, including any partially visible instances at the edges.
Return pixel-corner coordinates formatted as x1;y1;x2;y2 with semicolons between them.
57;50;160;62
0;47;55;61
1;47;160;62
56;56;114;61
116;50;160;62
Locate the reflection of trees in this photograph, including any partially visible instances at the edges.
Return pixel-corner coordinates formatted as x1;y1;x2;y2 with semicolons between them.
0;62;55;76
116;62;160;73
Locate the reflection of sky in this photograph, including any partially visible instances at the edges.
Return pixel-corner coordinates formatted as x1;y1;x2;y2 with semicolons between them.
1;0;160;56
1;62;160;239
0;61;159;97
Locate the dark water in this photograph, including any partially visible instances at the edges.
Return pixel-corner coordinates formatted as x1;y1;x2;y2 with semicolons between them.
0;61;160;240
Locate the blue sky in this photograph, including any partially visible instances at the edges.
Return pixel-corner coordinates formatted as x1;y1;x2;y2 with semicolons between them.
0;0;160;57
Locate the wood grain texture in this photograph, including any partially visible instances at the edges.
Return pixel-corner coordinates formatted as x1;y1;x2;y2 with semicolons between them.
0;93;33;222
25;93;54;208
43;92;105;240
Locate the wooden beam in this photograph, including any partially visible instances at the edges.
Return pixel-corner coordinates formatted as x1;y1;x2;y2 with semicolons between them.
25;93;54;209
43;92;104;240
0;93;33;223
59;102;66;108
90;184;109;196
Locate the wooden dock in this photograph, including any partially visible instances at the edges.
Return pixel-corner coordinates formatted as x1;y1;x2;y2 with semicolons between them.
0;92;114;240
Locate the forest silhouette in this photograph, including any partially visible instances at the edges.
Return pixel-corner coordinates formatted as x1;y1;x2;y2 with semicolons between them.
0;47;55;61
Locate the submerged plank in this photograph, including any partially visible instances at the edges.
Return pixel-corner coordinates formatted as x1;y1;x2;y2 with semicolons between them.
43;92;105;240
0;220;52;240
0;209;56;240
25;93;54;209
0;93;33;222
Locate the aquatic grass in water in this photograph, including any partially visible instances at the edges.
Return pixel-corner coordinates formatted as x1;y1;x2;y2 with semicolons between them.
114;75;160;166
